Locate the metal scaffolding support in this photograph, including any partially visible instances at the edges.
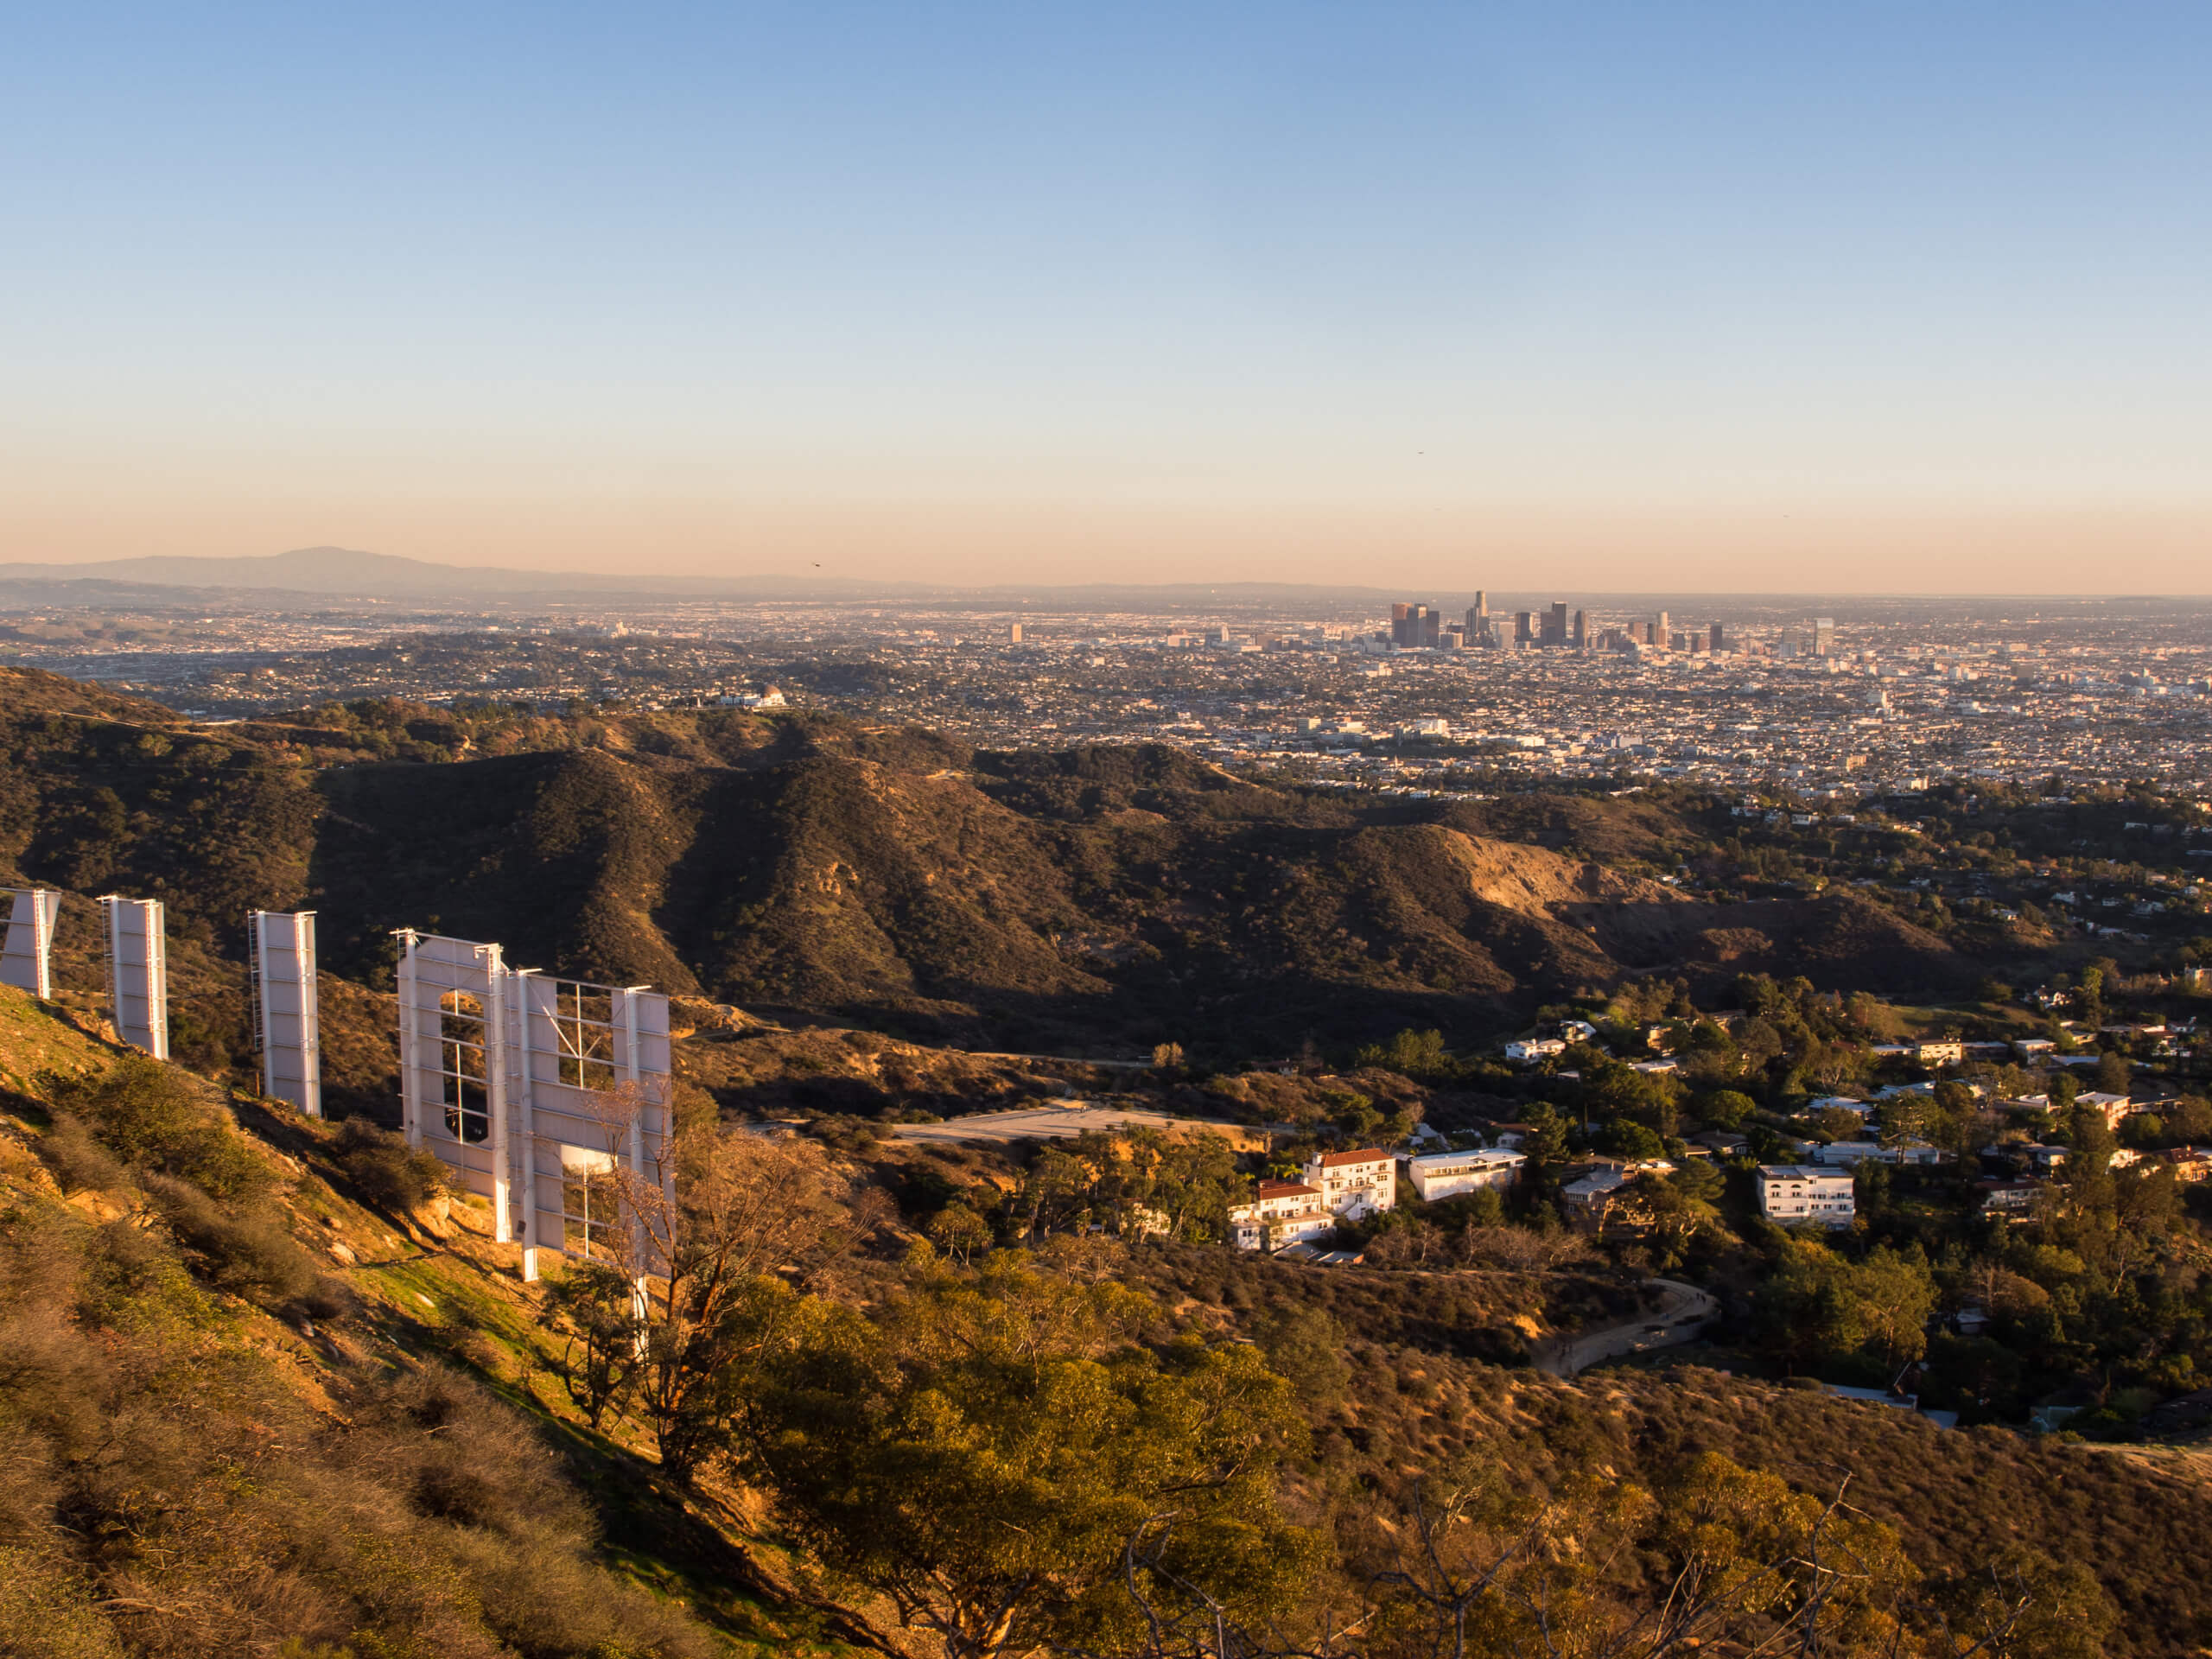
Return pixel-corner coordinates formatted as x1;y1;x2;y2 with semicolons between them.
393;931;671;1281
2;887;60;1000
99;896;168;1059
249;909;322;1116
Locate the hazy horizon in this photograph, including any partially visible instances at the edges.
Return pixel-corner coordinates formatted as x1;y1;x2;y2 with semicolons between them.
4;4;2208;593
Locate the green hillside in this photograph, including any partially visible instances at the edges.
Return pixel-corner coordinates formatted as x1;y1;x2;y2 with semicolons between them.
0;986;861;1657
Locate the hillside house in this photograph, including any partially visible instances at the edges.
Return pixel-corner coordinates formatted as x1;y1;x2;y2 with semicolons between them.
1757;1165;1857;1228
1561;1167;1635;1229
2078;1091;2133;1130
1872;1041;1963;1065
1813;1139;1947;1167
1504;1038;1567;1063
1227;1181;1335;1252
1403;1147;1525;1200
1808;1096;1873;1118
2164;1147;2212;1183
1300;1148;1397;1218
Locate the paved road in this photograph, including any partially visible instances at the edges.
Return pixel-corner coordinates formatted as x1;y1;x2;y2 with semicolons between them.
1533;1278;1718;1377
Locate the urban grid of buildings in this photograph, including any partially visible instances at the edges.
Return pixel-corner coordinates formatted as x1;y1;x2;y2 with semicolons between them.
6;589;2211;804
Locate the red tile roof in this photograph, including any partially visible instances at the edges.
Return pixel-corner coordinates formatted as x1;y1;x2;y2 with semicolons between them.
1312;1148;1390;1169
1255;1180;1321;1199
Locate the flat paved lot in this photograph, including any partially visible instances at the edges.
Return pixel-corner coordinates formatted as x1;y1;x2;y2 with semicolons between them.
890;1103;1261;1148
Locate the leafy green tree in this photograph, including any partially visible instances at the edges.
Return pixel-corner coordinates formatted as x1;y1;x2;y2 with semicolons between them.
1813;1105;1868;1143
1245;1305;1351;1407
539;1259;641;1430
1141;1132;1250;1242
1923;1547;2119;1659
1853;1245;1940;1369
2120;1112;2166;1149
1583;1060;1684;1139
1639;1160;1724;1259
2095;1050;2132;1097
1754;1241;1936;1374
1516;1103;1572;1173
1603;1119;1665;1161
2166;1095;2212;1144
2060;1105;2118;1217
1355;1027;1459;1084
2076;966;2106;1027
925;1203;994;1264
1015;1147;1097;1238
744;1255;1319;1658
1694;1089;1758;1130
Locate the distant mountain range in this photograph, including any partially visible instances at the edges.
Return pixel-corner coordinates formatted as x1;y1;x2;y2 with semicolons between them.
0;545;931;600
0;545;2013;611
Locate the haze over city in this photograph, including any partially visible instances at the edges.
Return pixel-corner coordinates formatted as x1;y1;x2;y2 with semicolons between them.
4;3;2209;591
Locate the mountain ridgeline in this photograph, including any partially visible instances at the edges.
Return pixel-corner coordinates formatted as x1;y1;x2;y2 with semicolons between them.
0;664;1965;1058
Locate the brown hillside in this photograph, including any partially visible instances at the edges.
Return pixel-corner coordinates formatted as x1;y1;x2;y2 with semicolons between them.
1;667;1971;1057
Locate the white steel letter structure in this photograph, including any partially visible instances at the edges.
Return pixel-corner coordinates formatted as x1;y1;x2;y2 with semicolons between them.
249;910;322;1116
395;931;671;1282
99;896;168;1059
2;887;61;1000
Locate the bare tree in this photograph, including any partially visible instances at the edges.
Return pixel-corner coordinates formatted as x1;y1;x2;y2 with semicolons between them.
562;1085;885;1482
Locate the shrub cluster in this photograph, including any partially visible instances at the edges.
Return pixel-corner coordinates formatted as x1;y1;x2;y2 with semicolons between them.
0;1197;714;1659
331;1113;451;1213
39;1058;340;1319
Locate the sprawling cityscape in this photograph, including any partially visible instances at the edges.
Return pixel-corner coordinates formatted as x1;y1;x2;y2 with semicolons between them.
8;579;2209;802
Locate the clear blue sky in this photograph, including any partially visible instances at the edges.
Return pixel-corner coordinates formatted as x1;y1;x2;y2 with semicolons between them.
3;3;2208;589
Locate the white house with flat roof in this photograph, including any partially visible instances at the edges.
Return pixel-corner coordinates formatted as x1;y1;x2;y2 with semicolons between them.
1504;1037;1567;1063
1813;1140;1947;1167
1403;1147;1525;1201
1758;1165;1856;1228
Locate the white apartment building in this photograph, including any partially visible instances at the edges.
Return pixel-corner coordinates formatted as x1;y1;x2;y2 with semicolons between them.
1758;1165;1857;1228
1301;1148;1397;1219
1228;1180;1336;1252
1403;1148;1526;1201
